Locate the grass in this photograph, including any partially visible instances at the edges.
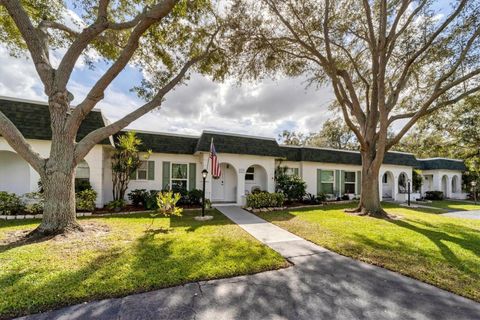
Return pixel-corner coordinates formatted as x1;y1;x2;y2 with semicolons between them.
256;202;480;302
424;200;480;211
0;210;286;319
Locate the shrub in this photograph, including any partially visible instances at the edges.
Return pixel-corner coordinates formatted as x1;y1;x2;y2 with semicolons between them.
23;192;44;214
341;194;350;201
275;174;307;202
246;192;284;209
144;190;161;210
0;192;25;215
187;189;203;205
106;199;127;211
76;189;97;211
304;193;320;205
75;179;92;193
128;189;148;207
317;192;327;202
425;191;444;200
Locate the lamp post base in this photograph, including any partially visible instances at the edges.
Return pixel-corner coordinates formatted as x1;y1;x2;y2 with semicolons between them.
194;215;213;221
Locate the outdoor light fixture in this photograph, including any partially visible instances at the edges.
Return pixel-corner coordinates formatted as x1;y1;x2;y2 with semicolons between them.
201;169;208;216
407;178;412;207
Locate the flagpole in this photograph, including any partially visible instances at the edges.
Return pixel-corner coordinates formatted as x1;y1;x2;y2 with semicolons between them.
206;137;213;171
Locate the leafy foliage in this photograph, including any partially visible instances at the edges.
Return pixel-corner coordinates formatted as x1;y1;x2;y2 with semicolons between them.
22;192;45;215
0;191;25;215
246;192;284;209
111;131;150;201
275;170;307;202
155;191;183;217
425;191;444;201
75;189;97;211
106;199;127;211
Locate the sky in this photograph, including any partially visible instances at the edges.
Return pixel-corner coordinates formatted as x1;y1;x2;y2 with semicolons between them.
0;4;336;140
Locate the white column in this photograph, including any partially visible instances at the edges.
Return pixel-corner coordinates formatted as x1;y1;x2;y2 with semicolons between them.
237;167;246;205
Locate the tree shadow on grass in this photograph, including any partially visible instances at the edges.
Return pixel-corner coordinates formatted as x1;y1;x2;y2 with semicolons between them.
384;218;480;273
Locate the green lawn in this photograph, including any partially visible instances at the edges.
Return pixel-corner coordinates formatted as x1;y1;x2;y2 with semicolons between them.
0;210;286;319
424;200;480;211
257;203;480;301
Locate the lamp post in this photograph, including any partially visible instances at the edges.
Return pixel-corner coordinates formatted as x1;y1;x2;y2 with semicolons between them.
201;169;208;217
407;178;411;206
472;181;477;205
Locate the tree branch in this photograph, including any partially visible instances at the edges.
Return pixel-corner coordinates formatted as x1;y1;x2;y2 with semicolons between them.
74;55;203;162
68;0;179;131
0;110;45;173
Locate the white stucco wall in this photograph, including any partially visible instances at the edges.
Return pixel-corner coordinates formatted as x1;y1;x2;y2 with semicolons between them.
0;137;106;207
421;169;466;199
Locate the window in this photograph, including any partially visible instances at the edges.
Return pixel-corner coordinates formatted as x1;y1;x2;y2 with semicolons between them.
285;167;299;177
344;171;356;194
321;170;334;194
171;163;188;190
245;167;255;181
75;161;90;180
135;161;148;180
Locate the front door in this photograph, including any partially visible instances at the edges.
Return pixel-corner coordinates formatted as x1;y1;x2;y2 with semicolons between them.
211;164;225;201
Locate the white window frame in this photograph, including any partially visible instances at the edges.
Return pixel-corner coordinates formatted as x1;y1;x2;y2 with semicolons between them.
171;162;189;190
134;160;149;180
344;171;356;194
285;167;299;177
245;166;255;181
321;170;335;194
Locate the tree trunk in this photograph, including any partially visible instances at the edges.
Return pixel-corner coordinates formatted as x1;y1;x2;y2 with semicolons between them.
347;148;389;217
30;92;83;236
35;168;82;235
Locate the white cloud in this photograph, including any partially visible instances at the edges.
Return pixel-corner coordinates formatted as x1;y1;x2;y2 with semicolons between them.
0;43;336;139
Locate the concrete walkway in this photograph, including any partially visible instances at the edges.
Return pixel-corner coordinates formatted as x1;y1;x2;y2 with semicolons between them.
443;209;480;220
18;207;480;320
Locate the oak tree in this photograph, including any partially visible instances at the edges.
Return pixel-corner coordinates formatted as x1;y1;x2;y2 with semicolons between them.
227;0;480;216
0;0;223;234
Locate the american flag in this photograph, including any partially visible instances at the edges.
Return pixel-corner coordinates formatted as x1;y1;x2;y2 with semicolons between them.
210;139;222;179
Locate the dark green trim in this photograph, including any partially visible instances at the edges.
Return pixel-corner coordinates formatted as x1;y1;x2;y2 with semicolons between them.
162;161;170;189
188;163;196;191
316;169;322;194
356;171;362;194
147;161;155;180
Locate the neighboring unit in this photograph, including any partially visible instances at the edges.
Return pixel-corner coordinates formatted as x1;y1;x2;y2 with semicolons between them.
0;97;468;207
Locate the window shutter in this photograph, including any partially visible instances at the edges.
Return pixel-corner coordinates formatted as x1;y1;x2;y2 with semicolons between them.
340;170;345;194
317;169;322;194
356;171;362;194
189;163;196;191
162;161;170;189
130;170;136;180
335;170;341;196
147;161;155;180
293;168;299;176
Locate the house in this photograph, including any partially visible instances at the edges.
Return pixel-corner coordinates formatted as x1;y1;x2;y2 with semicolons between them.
0;96;468;207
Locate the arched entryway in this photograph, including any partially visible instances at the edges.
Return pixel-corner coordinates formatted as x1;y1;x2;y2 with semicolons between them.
441;175;448;197
451;175;459;194
245;164;267;194
398;172;408;194
211;162;237;203
0;150;30;195
382;171;394;199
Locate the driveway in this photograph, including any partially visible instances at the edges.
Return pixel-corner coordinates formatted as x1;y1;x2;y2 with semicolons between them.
18;206;480;320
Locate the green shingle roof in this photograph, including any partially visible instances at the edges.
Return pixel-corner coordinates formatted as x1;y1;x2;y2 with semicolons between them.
117;131;198;154
195;131;285;157
281;146;419;167
0;98;109;144
417;159;467;171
